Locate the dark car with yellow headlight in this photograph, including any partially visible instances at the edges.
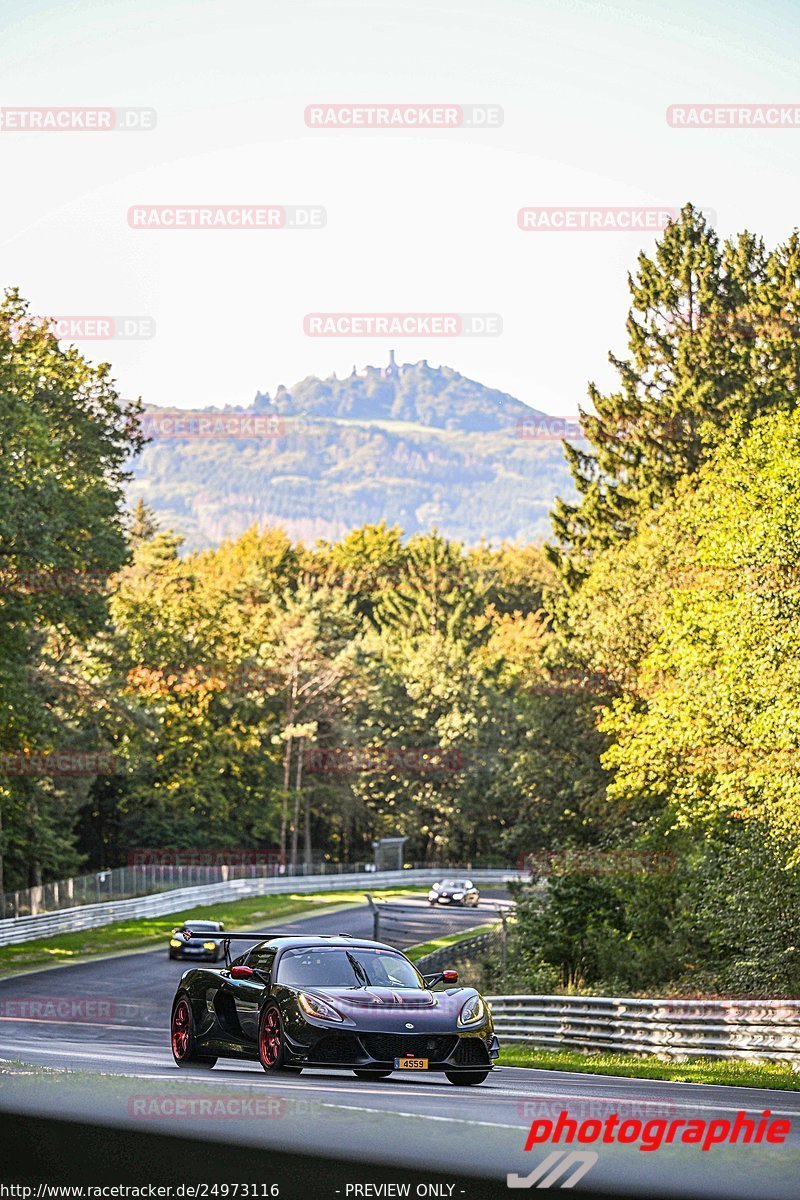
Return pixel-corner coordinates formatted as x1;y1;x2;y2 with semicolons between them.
170;930;498;1085
168;919;225;961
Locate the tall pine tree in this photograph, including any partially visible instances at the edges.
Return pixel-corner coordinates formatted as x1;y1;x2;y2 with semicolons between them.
547;203;800;588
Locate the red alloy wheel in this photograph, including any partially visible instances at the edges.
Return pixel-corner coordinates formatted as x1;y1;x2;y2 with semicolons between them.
171;998;191;1060
260;1007;282;1068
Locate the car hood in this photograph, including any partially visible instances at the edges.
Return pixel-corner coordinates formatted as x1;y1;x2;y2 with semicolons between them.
304;986;476;1030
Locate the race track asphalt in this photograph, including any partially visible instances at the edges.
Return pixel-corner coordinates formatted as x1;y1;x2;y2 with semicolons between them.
0;896;798;1199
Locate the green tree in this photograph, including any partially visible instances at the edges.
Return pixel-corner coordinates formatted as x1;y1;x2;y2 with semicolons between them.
549;205;800;587
0;290;142;892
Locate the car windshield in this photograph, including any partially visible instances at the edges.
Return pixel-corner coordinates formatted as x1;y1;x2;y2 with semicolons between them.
182;921;220;932
277;946;424;989
441;880;468;889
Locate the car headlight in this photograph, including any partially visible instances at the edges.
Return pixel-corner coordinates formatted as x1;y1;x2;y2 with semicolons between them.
298;993;344;1022
459;995;486;1025
203;941;216;951
169;938;181;948
452;892;464;900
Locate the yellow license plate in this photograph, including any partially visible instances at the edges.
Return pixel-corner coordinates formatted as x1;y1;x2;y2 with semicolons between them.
394;1056;428;1069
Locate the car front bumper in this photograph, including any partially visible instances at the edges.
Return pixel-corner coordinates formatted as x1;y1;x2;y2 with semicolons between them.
284;1021;499;1072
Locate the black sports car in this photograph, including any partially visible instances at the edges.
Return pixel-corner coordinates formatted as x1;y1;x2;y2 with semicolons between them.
168;920;225;961
170;930;499;1085
428;879;481;907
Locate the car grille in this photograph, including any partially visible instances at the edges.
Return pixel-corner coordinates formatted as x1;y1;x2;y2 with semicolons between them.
454;1038;490;1066
312;1034;364;1064
360;1033;458;1062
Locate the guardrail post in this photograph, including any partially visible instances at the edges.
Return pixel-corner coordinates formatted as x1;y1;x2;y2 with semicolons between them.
364;893;379;940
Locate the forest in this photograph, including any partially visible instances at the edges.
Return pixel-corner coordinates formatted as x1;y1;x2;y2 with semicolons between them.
3;203;800;994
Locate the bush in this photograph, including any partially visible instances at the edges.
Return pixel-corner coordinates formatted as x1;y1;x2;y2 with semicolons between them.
490;823;800;997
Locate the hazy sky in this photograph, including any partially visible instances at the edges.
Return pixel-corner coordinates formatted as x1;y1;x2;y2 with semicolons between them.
1;0;799;415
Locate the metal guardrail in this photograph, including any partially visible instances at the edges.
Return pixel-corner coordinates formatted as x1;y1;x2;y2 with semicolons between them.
364;893;515;938
0;869;524;947
1;861;381;919
486;994;800;1063
415;929;502;973
3;858;508;918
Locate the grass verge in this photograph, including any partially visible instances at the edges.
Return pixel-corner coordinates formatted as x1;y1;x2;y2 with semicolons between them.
405;923;496;962
0;887;425;978
499;1045;800;1090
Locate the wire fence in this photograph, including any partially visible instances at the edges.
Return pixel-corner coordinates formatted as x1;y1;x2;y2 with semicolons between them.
0;860;507;920
0;862;358;919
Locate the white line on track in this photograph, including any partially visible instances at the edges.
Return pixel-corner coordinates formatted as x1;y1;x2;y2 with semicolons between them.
0;1046;171;1067
5;1019;794;1121
0;1016;153;1031
307;1101;521;1130
2;1046;799;1121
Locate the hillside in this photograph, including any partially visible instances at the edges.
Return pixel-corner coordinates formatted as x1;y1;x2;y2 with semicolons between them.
129;356;583;550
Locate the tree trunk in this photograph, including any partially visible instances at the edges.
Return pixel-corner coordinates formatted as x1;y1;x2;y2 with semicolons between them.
304;792;312;867
279;673;297;863
28;793;42;887
280;741;291;863
0;798;4;919
290;736;304;869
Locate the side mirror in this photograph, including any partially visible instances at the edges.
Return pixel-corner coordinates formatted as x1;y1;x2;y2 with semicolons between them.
230;965;255;980
423;969;459;988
